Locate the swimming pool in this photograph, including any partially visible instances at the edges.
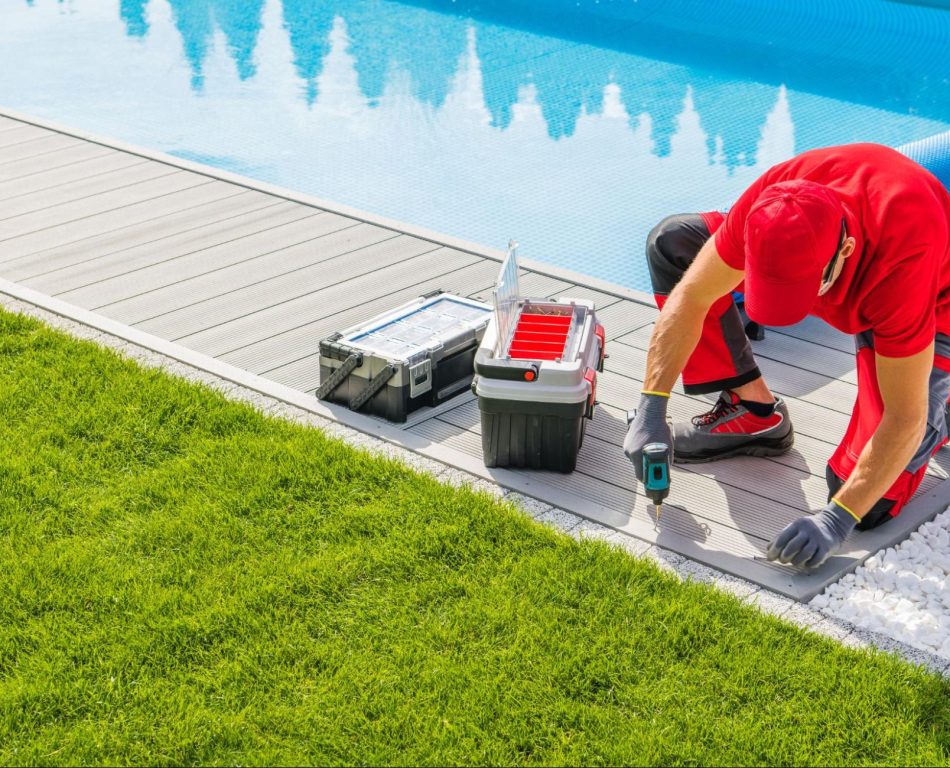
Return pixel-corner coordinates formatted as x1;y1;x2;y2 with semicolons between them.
2;0;950;291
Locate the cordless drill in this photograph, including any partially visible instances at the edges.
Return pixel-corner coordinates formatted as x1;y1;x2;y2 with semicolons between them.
641;442;671;521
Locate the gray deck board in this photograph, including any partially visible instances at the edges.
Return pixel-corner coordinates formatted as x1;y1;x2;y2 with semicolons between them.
85;209;339;315
409;416;776;553
433;399;830;515
0;151;146;203
17;193;280;289
444;395;837;483
0;121;41;136
0;117;29;132
0;142;117;182
0;125;73;154
48;203;313;308
611;335;858;415
0;119;49;137
622;322;859;386
174;246;484;357
241;259;504;379
467;270;574;302
590;298;658;340
0;179;245;262
0;110;944;601
0;172;212;244
557;284;625;309
0;133;84;165
0;125;57;150
132;230;436;337
770;314;855;354
0;187;258;281
0;160;165;222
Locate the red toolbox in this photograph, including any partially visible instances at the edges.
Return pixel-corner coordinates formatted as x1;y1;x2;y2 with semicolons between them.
473;244;605;472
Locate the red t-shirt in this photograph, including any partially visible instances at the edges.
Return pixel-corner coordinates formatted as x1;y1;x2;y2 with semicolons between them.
711;143;950;358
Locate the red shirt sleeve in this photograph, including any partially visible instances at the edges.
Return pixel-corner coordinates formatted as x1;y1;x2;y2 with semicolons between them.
713;173;772;270
865;244;940;358
865;188;949;357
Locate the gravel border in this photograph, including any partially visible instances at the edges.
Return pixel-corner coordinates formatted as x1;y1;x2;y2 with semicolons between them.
4;292;947;679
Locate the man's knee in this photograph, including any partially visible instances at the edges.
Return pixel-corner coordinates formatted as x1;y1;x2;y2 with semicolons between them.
645;214;709;295
647;215;693;265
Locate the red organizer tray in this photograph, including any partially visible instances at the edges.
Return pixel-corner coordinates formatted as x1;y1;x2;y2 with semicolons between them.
506;311;572;361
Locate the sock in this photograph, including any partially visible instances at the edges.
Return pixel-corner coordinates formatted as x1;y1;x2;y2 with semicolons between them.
740;398;776;417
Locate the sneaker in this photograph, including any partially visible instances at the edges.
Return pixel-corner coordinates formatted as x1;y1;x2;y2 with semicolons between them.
672;390;794;463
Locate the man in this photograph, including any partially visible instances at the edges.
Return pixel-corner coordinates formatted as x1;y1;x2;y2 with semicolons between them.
623;143;950;569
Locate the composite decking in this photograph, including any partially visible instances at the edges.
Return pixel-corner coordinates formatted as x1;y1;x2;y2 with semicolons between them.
2;109;948;601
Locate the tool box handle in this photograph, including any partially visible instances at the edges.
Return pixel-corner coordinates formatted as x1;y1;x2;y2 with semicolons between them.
475;348;539;382
315;352;362;401
349;364;397;411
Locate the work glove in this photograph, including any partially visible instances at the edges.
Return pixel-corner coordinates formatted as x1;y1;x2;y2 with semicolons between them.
766;501;858;569
623;392;673;482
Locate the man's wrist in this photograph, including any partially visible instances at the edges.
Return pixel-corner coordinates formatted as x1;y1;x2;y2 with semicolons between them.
830;497;862;523
634;391;670;425
823;499;859;538
638;392;670;409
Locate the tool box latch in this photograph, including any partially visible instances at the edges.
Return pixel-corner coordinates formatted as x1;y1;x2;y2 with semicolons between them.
583;367;597;419
594;323;606;372
409;359;433;397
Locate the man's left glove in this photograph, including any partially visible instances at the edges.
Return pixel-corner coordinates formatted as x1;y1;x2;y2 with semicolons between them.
766;501;858;569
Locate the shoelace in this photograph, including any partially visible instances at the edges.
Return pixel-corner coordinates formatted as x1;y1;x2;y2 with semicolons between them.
691;395;739;427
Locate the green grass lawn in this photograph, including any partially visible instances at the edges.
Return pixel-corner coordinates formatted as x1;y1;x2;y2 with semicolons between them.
0;307;947;767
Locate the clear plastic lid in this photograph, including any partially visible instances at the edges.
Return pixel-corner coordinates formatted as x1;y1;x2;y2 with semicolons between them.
492;241;521;355
346;295;491;360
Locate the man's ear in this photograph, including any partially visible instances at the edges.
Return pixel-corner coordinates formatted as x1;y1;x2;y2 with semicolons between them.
840;236;856;260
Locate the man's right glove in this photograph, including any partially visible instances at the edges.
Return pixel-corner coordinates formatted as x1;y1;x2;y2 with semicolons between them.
766;500;859;569
623;392;673;482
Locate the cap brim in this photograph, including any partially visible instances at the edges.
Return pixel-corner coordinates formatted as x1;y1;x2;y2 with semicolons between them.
745;274;819;327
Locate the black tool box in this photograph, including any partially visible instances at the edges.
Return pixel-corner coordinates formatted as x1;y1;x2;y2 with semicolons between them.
316;291;493;422
473;245;605;472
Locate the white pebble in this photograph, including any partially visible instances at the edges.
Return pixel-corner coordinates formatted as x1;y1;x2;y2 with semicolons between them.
810;504;950;661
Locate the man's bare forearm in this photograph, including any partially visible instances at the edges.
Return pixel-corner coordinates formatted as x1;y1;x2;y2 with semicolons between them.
835;413;926;518
835;344;935;519
641;235;745;395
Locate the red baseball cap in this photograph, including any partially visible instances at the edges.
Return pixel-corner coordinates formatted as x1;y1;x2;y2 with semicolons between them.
744;179;843;326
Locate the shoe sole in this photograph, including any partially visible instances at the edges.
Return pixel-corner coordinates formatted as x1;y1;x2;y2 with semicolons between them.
673;427;795;464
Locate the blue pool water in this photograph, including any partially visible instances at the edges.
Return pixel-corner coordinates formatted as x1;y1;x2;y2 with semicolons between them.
2;0;950;291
